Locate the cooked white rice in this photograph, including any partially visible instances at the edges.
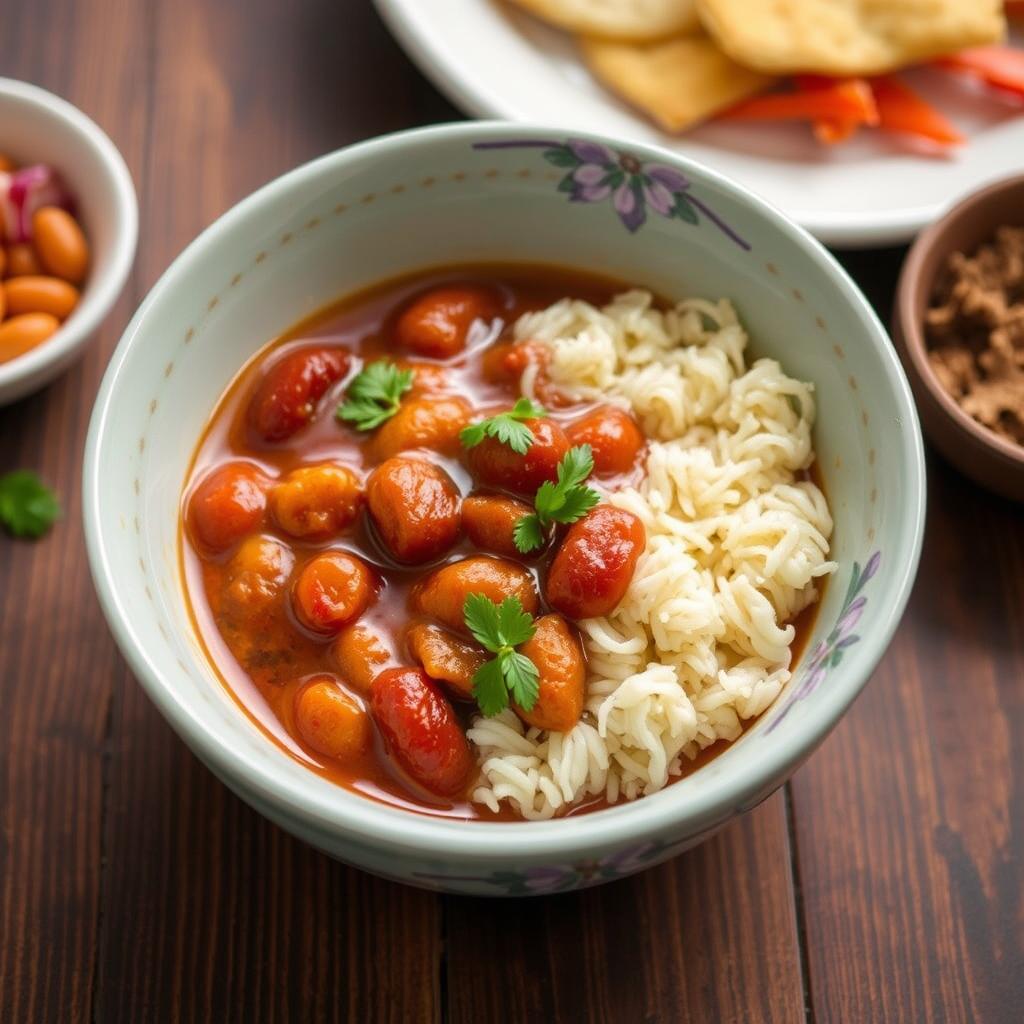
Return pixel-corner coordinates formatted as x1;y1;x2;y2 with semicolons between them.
469;291;837;819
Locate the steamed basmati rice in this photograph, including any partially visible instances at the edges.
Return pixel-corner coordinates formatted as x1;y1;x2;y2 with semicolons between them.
470;290;836;819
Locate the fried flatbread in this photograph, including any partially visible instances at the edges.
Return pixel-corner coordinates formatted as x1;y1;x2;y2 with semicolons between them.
508;0;700;42
696;0;1005;76
581;34;774;132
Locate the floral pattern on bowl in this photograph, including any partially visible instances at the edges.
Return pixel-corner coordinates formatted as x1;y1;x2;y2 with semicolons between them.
411;838;683;895
473;138;750;248
768;551;882;732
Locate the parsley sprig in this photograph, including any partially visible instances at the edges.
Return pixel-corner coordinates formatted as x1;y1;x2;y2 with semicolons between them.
0;471;61;539
336;360;414;431
464;593;540;717
513;445;601;554
459;397;546;456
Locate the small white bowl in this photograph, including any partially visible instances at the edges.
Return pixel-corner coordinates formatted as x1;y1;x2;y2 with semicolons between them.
0;78;137;405
84;122;925;895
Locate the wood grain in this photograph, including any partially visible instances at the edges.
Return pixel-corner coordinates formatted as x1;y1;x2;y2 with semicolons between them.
0;1;150;1021
790;453;1024;1023
2;4;1024;1023
445;793;806;1024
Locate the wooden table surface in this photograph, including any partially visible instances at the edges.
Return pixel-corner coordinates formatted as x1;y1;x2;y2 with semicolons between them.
2;2;1023;1021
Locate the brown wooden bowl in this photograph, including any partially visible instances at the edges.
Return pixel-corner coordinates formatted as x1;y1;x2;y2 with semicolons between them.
893;174;1024;502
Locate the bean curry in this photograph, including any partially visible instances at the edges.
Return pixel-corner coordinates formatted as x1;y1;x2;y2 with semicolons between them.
182;265;817;821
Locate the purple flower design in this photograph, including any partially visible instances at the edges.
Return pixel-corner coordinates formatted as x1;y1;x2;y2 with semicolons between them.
411;839;671;895
472;138;749;249
564;139;691;233
767;551;882;733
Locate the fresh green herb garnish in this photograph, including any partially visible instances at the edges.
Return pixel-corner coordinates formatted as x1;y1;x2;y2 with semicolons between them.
464;593;540;717
0;471;61;539
513;445;601;554
459;397;546;456
336;360;414;431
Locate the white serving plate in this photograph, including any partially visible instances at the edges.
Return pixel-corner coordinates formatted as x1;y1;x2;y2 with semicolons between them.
375;0;1024;248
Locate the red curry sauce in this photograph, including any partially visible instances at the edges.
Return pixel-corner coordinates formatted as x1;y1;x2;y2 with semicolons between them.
181;264;820;821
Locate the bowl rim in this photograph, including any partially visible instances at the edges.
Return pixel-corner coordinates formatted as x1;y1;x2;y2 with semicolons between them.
84;120;926;859
0;77;138;393
894;172;1024;471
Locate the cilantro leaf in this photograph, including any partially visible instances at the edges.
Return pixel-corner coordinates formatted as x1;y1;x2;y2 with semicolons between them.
463;592;504;653
336;360;414;431
552;485;601;525
502;650;540;711
512;445;602;554
512;514;545;555
555;444;594;490
0;471;61;539
459;397;546;455
464;594;541;717
496;596;536;648
472;657;509;718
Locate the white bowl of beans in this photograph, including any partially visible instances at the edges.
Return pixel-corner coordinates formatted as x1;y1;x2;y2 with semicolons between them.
0;78;137;406
83;123;924;895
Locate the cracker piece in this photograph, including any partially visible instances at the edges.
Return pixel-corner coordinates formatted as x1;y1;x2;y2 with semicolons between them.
581;34;774;131
696;0;1005;75
509;0;700;42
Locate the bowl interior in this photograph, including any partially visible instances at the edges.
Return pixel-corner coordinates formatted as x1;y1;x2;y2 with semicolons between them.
0;79;136;397
86;125;923;859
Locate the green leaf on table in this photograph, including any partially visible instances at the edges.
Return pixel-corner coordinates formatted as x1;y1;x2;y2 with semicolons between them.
0;471;61;539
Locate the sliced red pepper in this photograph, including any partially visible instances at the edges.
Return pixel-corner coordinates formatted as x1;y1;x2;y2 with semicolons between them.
871;76;965;146
794;75;878;144
720;79;879;129
934;46;1024;99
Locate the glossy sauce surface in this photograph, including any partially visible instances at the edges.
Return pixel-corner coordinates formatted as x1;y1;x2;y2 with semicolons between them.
181;264;821;821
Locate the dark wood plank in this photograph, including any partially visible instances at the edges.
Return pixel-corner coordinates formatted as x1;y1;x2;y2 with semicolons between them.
0;1;151;1021
792;256;1024;1021
92;3;445;1022
445;793;807;1024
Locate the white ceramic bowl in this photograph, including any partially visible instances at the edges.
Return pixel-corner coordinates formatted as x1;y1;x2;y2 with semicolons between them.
0;78;137;405
84;122;925;896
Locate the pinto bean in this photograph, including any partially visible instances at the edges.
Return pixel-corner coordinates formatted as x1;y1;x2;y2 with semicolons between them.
396;360;452;396
366;456;461;564
461;493;534;558
188;461;270;552
222;534;295;622
333;621;398;695
5;243;42;278
32;207;89;284
407;623;486;698
292;551;375;634
248;345;350;442
465;417;569;495
567;405;645;475
480;340;548;384
270;463;362;538
545;506;645;619
514;615;585;732
370;668;473;796
294;677;372;760
0;311;59;363
4;275;79;320
395;285;497;359
411;556;539;632
371;396;472;461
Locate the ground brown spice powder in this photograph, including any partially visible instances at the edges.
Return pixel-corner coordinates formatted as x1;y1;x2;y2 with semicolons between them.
925;226;1024;446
